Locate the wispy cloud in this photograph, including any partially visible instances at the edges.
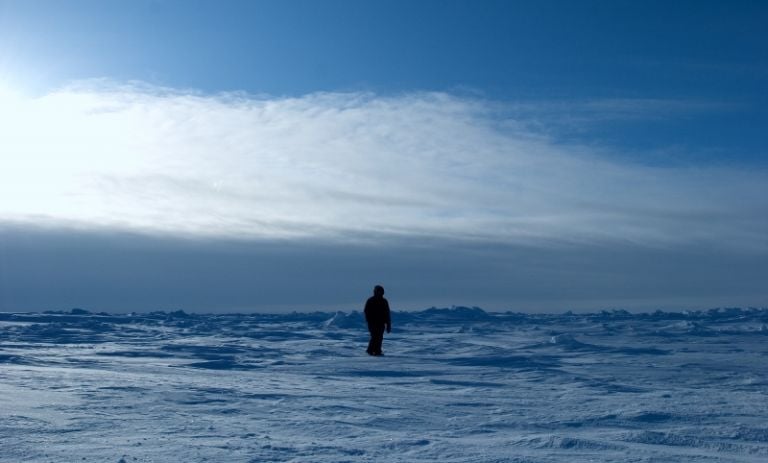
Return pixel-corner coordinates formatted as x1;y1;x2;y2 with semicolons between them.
1;82;765;250
501;97;743;142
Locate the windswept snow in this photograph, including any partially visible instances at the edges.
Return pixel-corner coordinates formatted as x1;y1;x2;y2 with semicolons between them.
1;307;767;462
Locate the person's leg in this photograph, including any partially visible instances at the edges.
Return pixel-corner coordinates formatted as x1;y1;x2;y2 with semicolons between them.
372;326;385;355
367;328;375;355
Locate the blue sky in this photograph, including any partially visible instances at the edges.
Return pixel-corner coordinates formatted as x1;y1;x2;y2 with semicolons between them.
3;0;766;161
0;0;766;312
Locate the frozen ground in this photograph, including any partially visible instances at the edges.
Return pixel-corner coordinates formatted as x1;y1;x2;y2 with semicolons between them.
1;307;767;462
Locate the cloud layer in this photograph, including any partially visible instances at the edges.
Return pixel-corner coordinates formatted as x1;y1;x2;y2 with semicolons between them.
1;82;766;250
2;225;765;313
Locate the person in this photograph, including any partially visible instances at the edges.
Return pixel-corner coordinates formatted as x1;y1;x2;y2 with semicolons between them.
364;285;391;356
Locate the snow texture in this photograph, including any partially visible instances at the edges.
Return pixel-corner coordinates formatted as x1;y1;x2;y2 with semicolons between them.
1;307;767;462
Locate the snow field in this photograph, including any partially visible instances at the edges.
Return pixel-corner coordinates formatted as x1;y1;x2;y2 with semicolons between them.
1;308;767;462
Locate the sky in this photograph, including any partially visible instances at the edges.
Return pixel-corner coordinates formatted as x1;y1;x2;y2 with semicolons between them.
0;0;766;313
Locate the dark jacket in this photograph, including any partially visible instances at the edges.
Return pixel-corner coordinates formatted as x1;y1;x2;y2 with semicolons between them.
364;295;391;328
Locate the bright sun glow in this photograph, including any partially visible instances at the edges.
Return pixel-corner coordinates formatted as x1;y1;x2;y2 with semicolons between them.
0;80;34;135
0;81;24;114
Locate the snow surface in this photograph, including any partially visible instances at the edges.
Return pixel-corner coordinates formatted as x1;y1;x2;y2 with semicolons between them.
1;307;767;462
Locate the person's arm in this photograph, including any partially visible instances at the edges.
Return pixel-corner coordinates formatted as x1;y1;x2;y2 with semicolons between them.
364;298;372;324
385;299;391;333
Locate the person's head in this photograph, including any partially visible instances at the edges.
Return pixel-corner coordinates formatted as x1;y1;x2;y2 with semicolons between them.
373;285;385;297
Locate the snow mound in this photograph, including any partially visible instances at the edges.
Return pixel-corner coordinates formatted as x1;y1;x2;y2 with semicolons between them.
550;333;579;344
549;333;593;349
523;435;625;451
622;431;768;455
322;311;364;329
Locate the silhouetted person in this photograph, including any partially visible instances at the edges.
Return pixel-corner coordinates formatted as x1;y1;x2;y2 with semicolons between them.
364;285;391;356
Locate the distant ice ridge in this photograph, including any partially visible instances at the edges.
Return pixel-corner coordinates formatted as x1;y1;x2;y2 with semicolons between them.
2;306;767;350
8;304;766;317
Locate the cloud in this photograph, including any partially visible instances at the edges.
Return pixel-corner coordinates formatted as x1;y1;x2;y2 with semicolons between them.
1;82;766;251
503;97;742;137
